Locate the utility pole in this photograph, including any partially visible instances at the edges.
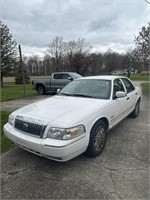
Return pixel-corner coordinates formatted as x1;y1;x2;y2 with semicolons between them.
19;45;26;97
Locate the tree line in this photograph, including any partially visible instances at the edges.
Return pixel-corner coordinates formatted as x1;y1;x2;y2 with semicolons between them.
25;44;140;77
0;20;149;86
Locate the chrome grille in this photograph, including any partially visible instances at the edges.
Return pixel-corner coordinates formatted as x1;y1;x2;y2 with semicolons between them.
15;118;46;138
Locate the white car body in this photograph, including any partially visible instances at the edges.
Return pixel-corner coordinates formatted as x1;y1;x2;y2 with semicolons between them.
4;76;142;162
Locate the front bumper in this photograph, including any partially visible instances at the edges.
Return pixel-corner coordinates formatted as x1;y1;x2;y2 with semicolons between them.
4;123;88;162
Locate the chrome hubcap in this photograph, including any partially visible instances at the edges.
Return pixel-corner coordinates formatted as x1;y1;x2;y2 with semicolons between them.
94;126;105;151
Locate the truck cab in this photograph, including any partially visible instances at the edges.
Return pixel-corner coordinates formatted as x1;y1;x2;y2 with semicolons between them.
32;72;82;95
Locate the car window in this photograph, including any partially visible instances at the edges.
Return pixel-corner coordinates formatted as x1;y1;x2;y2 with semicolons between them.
54;74;69;80
113;78;125;97
121;78;135;93
54;74;62;79
70;73;82;79
61;74;70;79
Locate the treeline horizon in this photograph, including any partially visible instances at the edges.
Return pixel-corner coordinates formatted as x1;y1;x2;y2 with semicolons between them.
19;36;142;77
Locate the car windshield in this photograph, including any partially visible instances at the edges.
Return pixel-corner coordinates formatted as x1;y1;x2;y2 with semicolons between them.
59;79;111;99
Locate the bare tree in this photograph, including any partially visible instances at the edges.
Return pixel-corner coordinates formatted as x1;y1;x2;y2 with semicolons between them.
43;54;52;76
86;53;103;75
66;38;92;74
47;36;67;71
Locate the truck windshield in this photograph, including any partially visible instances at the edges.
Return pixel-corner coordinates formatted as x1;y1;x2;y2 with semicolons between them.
59;79;111;99
70;73;82;79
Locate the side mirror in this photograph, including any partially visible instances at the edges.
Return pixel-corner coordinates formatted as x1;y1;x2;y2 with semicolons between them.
57;89;60;94
68;77;73;81
115;91;126;98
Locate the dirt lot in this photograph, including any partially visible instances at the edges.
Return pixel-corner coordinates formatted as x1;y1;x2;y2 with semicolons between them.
1;92;149;199
0;95;49;112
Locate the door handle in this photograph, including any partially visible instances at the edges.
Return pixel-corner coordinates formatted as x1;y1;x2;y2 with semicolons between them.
127;97;130;100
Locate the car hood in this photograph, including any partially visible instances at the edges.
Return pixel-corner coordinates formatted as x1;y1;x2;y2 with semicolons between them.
14;95;108;126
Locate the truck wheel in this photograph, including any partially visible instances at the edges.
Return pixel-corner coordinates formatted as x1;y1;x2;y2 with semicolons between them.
37;85;45;95
86;120;106;157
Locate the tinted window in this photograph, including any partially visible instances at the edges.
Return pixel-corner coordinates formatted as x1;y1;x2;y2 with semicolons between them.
121;78;135;93
54;74;62;79
61;74;70;79
54;74;70;80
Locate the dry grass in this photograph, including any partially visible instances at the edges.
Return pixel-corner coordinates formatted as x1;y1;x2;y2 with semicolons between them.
3;76;50;82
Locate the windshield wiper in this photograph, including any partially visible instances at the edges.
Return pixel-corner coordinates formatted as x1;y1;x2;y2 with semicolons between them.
72;94;93;98
59;93;93;98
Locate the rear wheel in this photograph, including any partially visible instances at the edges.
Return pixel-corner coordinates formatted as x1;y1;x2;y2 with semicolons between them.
86;120;107;157
130;100;140;118
37;85;45;95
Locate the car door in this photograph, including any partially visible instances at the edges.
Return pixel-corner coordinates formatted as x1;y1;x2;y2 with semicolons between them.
121;78;137;114
51;73;71;90
111;78;129;126
60;73;72;87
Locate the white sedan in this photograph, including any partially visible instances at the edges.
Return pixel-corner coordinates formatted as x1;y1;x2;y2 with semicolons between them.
4;76;142;162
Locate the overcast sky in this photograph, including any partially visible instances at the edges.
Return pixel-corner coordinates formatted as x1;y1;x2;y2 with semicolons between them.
1;0;149;57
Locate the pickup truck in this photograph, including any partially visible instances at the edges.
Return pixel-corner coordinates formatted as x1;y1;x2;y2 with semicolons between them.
32;72;82;95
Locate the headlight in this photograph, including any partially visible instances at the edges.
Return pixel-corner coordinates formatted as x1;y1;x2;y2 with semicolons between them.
8;115;15;126
47;125;86;140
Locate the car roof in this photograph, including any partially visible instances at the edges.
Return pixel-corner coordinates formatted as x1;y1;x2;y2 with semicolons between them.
78;75;127;80
53;72;77;74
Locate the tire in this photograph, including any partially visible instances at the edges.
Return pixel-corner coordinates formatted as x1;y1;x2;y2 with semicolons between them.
130;100;140;118
37;85;45;95
86;120;107;157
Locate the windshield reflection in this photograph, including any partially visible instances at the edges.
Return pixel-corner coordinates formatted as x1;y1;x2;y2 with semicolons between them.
59;79;111;99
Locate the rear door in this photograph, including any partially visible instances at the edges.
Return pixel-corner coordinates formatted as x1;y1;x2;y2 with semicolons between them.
121;78;137;113
111;78;128;126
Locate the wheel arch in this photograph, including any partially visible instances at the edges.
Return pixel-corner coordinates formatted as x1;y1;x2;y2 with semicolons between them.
90;117;109;133
36;83;45;90
137;96;141;102
86;116;108;157
135;96;141;107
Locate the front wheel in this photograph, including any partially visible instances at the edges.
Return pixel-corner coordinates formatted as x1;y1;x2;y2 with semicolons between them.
130;100;140;118
37;85;45;95
86;120;107;157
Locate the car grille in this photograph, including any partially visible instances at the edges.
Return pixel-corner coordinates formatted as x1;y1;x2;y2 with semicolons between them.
15;118;46;138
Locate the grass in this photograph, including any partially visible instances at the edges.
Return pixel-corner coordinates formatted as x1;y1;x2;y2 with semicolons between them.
129;74;149;81
1;111;15;154
111;74;149;81
141;82;150;95
1;82;37;102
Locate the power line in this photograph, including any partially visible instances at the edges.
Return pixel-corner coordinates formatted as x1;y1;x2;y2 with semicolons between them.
145;0;150;4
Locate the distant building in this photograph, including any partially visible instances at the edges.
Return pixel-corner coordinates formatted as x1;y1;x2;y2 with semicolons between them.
111;68;137;75
111;69;127;75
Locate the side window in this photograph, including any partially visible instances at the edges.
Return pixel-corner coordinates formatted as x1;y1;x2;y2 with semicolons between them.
54;74;70;80
113;79;125;97
53;74;62;79
61;74;70;79
121;78;135;93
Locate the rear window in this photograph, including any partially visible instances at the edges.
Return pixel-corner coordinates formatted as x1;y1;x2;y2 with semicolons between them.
54;74;70;79
121;78;135;93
